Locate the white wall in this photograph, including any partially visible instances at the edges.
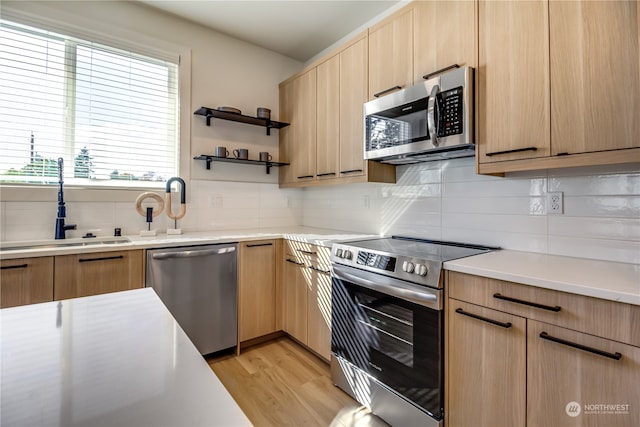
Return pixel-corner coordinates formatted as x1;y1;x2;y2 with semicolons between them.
303;158;640;264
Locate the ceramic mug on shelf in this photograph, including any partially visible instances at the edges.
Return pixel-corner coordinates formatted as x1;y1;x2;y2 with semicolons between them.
215;146;229;158
259;152;272;162
233;148;248;160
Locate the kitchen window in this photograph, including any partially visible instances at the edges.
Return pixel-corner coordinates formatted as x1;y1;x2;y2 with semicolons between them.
0;19;179;189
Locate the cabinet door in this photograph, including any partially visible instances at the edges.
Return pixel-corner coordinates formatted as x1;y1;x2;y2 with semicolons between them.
413;0;476;80
279;79;296;185
54;250;144;300
550;0;640;155
238;241;276;342
1;257;53;308
368;7;413;100
316;54;340;180
447;299;527;427
528;320;640;427
283;257;308;343
291;69;317;183
307;265;332;360
478;0;550;163
339;36;368;178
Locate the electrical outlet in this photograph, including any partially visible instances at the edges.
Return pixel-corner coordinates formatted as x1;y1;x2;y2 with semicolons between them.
209;194;223;208
548;192;564;214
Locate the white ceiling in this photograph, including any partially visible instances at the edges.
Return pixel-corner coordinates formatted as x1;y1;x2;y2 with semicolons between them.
138;0;401;62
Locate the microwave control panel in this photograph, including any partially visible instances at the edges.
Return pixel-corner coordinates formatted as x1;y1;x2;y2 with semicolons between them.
438;86;463;137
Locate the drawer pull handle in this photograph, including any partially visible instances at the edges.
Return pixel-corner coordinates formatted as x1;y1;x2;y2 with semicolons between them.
297;175;314;179
246;243;273;248
309;265;330;274
1;263;28;270
296;249;317;255
539;332;622;361
493;293;561;312
340;169;363;174
455;308;512;329
286;258;305;266
373;85;402;98
485;146;538;157
317;172;336;177
79;255;124;263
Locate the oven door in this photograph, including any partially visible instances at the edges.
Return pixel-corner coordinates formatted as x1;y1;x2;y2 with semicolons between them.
331;264;444;420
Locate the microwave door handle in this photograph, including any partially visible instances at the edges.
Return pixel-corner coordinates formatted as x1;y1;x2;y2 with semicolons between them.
427;84;440;147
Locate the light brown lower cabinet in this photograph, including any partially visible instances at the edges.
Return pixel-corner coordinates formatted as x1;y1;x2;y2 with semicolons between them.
1;257;54;308
306;264;332;360
446;271;640;427
446;299;526;427
54;250;144;300
238;240;277;342
282;241;332;360
527;320;640;427
283;255;308;343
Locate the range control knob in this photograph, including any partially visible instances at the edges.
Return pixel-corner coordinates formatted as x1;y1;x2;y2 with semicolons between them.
415;264;428;276
402;261;415;273
343;250;353;260
335;249;343;258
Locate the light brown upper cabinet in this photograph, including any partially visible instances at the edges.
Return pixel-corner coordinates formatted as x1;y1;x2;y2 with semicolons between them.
413;0;477;81
316;54;340;180
550;0;640;155
279;33;395;188
279;69;317;186
368;6;414;100
477;0;640;175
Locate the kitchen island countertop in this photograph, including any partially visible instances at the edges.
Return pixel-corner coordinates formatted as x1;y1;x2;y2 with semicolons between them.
0;288;252;427
444;250;640;306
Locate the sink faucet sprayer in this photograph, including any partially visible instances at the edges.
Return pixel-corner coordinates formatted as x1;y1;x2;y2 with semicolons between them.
55;157;76;239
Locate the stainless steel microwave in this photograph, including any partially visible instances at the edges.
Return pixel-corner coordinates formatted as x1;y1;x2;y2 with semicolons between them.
364;66;474;164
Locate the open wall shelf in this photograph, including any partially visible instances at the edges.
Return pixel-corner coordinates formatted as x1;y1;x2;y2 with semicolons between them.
194;107;289;135
194;155;289;174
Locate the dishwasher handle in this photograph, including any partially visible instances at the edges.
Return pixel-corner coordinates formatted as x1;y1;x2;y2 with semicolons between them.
151;246;236;260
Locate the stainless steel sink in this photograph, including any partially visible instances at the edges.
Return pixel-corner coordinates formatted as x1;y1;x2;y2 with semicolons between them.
1;237;132;252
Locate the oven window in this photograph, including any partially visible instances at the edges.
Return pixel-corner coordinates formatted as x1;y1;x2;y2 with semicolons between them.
356;293;414;368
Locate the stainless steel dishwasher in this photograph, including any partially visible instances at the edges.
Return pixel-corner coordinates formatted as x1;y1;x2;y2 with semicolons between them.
146;243;238;356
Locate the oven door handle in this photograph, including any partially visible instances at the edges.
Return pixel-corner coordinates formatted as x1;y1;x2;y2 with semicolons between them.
332;265;442;310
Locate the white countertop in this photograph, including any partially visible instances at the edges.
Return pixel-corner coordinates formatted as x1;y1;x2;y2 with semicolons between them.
0;226;377;259
444;250;640;306
0;288;252;427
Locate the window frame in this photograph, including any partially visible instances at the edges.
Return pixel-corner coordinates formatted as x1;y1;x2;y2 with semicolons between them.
0;9;192;202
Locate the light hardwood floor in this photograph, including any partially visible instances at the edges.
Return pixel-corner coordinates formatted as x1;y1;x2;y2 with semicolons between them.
207;337;389;427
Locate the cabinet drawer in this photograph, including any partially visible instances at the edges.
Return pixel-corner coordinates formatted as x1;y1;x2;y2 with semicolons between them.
285;241;330;268
54;249;144;300
1;257;54;308
447;271;640;347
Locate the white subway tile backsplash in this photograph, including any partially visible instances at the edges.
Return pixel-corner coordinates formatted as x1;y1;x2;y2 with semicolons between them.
549;173;640;196
303;161;639;264
549;216;640;241
548;236;640;265
564;196;640;218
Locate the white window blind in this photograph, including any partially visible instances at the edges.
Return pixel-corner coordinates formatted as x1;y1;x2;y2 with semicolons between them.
0;19;179;188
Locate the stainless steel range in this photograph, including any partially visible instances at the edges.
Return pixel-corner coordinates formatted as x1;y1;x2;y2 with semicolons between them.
330;236;496;427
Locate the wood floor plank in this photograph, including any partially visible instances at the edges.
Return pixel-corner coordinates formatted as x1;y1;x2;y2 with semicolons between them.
208;337;388;427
